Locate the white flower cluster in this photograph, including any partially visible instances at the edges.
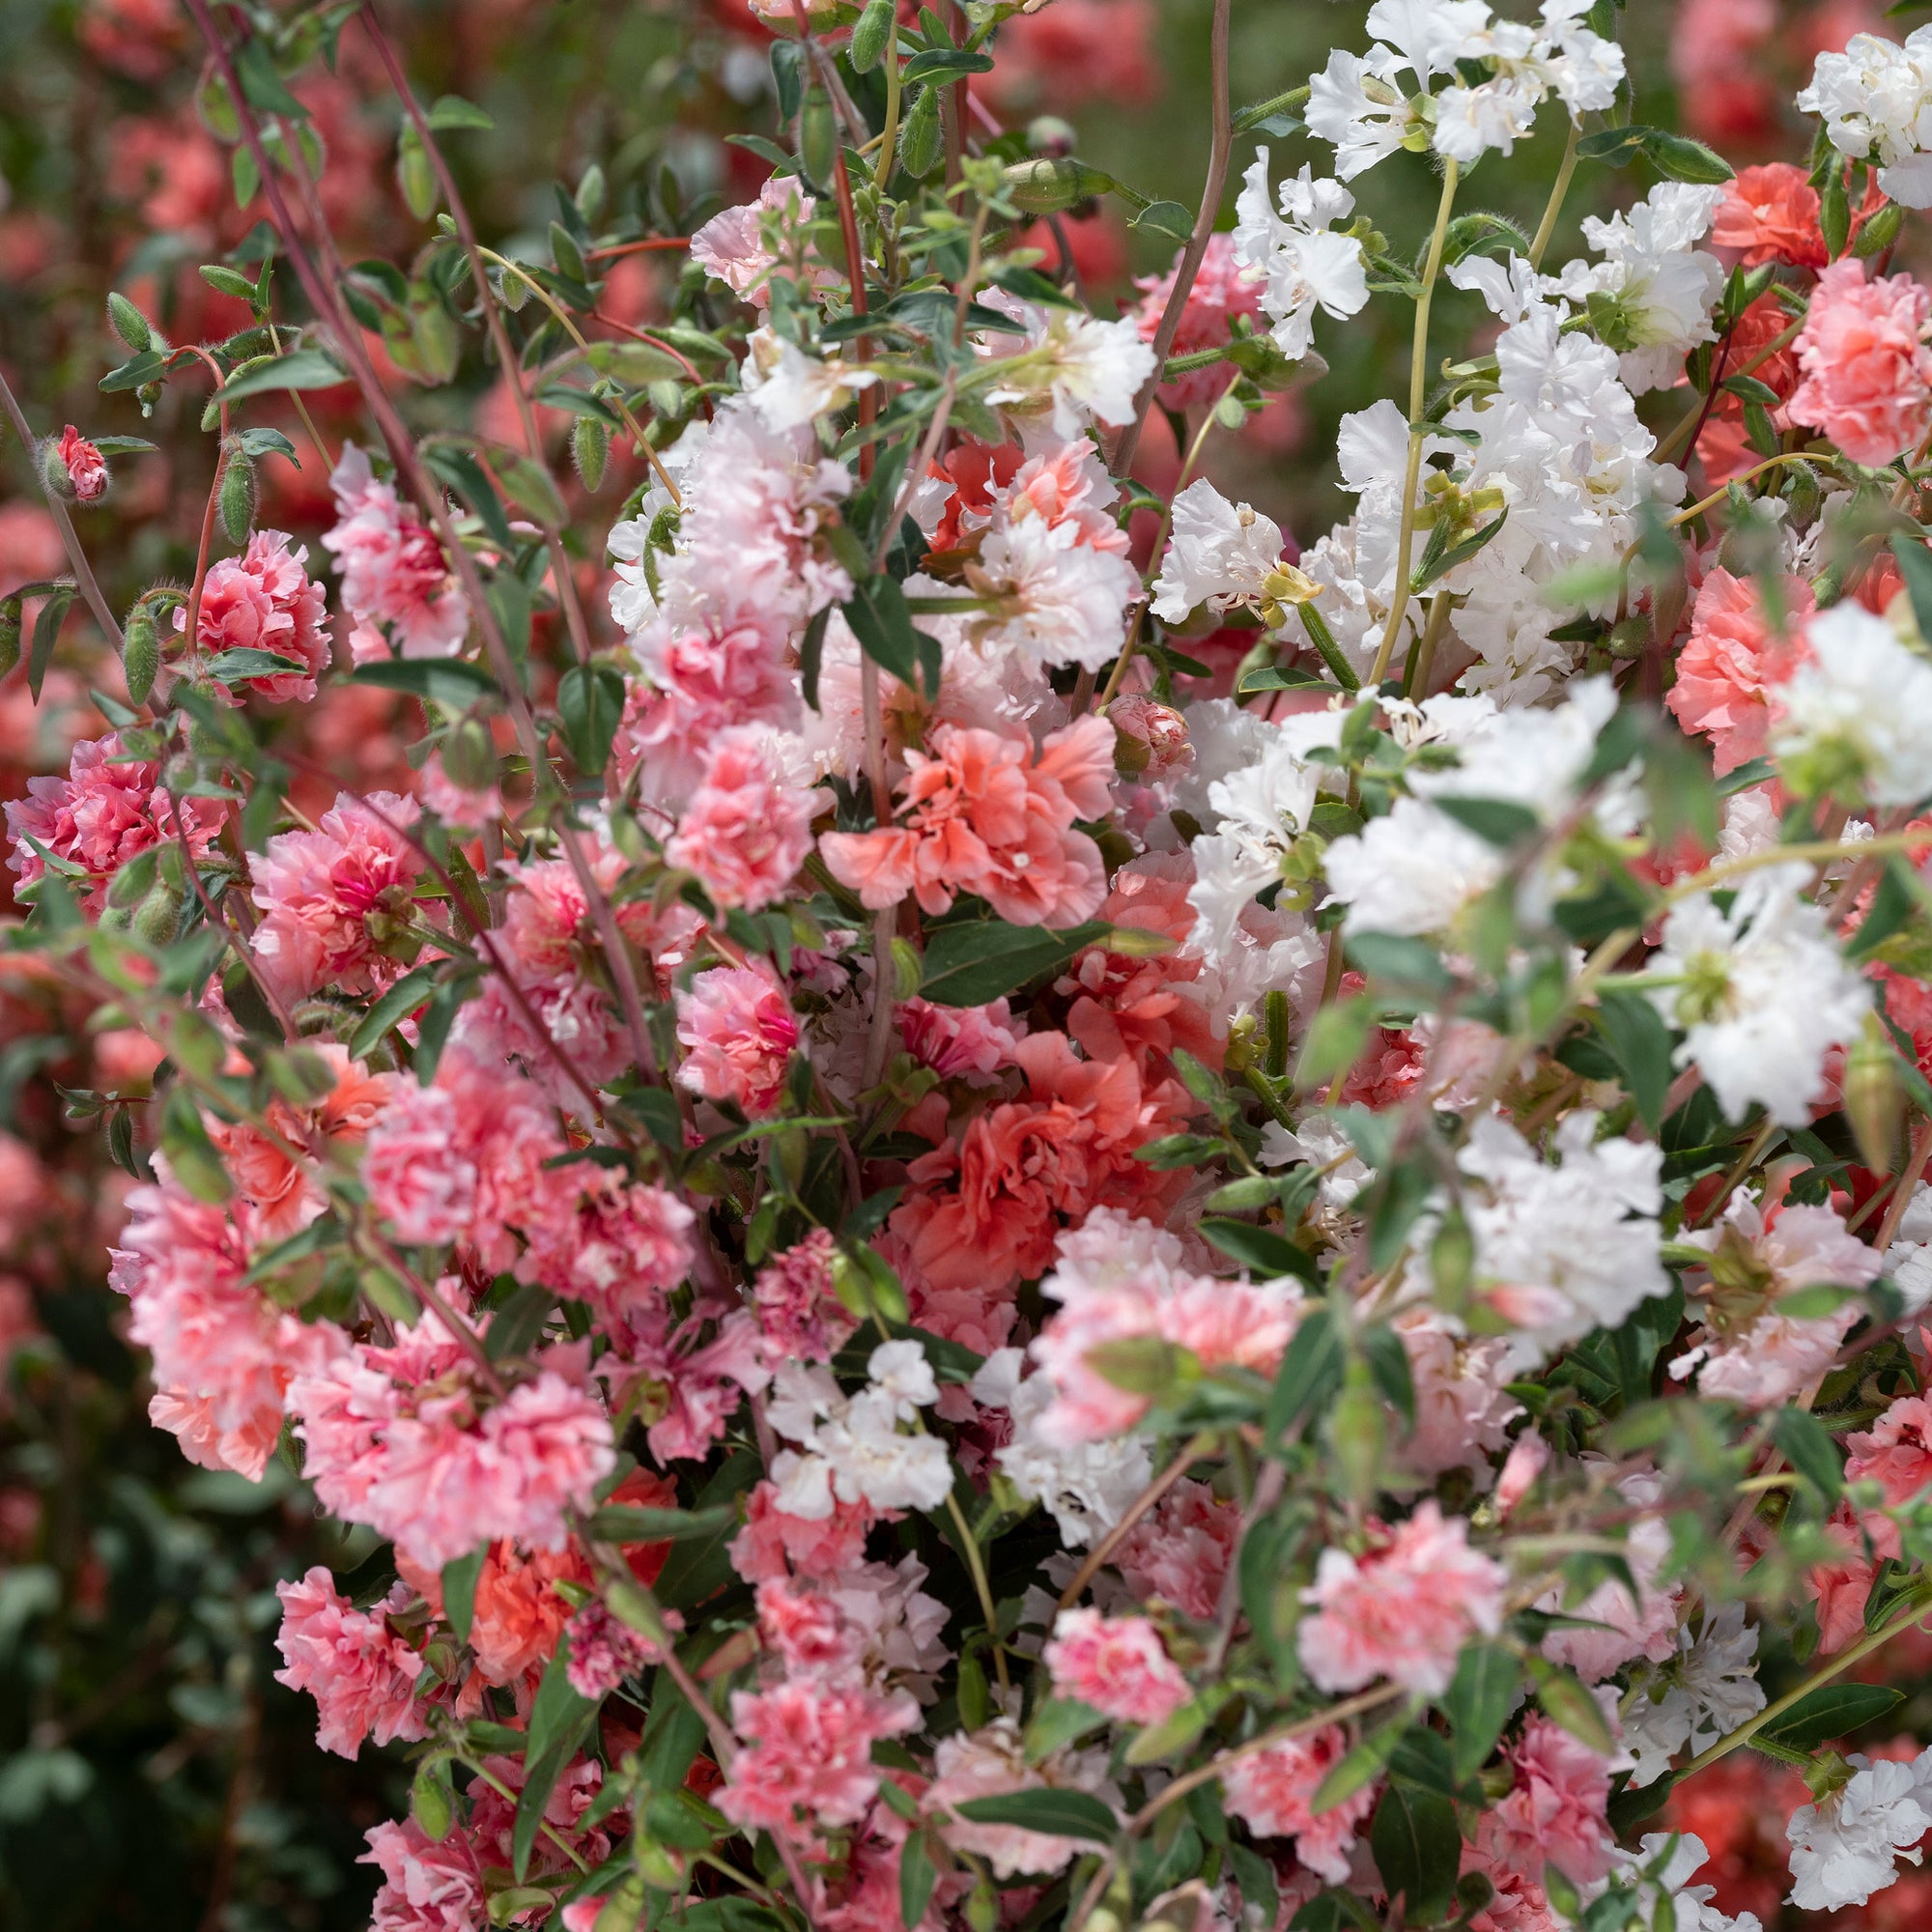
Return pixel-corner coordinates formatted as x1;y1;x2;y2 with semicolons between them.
767;1339;956;1517
1798;26;1932;208
1787;1748;1932;1912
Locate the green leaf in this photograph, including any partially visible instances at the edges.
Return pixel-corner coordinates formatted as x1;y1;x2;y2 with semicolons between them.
952;1788;1116;1843
215;347;351;405
99;349;166;393
1265;1304;1345;1446
1131;199;1195;242
349;657;498;710
27;584;75;702
1346;932;1453;994
1370;1775;1461;1924
89;435;159;457
1606;1770;1677;1835
899;1829;938;1929
1024;1698;1106;1763
1432;795;1541;847
900;45;995;82
1771;1406;1842;1503
1760;1683;1905;1751
556;662;626;779
1199;1218;1319;1285
442;1548;485;1646
1848;858;1919;961
348;965;440;1059
514;1648;596;1879
421;442;515;554
233;35;309;120
1362;1323;1415;1426
842;575;932;696
234;426;298;465
1443;1644;1520;1779
1534;1666;1614;1754
1577;124;1733;184
583;1504;738;1545
1411;511;1508;595
1596;988;1676;1134
1310;1710;1407;1815
427;94;496;130
204;646;306;684
1892;538;1932;646
917;917;1108;1008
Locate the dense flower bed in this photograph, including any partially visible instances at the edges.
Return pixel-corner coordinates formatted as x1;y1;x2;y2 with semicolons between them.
13;1;1932;1930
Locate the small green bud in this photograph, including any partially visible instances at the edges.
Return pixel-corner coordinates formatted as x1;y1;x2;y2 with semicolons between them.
130;878;185;948
800;86;837;189
1000;157;1116;214
441;716;498;792
575;161;607;226
106;292;154;353
898;86;942;180
1325;1358;1385;1509
850;0;894;72
572;414;610;492
1844;1015;1905;1175
123;607;160;706
218;446;257;547
396;126;438;221
1606;615;1650;659
411;1760;456;1842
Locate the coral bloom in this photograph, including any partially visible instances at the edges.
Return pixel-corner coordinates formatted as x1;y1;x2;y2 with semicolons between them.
664;726;820;911
1666;567;1814;775
1297;1501;1507;1696
1220;1725;1376;1885
54;424;108;501
273;1569;426;1758
1711;163;1829;268
1787;261;1932;468
185;529;332;702
675;960;798;1116
820;716;1116;928
1041;1608;1191;1727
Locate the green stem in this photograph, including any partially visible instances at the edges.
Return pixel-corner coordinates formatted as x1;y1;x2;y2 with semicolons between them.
1369;159;1461;688
1528;121;1580;270
944;1490;1010;1690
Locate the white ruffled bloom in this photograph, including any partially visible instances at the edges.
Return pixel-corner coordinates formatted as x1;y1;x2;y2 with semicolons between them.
1650;864;1871;1125
741;327;878;431
1231;151;1370;361
1364;0;1492;79
766;1345;953;1518
1769;603;1932;807
1798;28;1932;208
1460;1110;1668;1368
1601;1832;1764;1931
605;419;712;638
1306;43;1415;179
1787;1748;1932;1912
1151;480;1292;624
979;295;1156;438
1549;183;1726;393
971;1349;1152;1548
1884;1179;1932;1313
1622;1605;1767;1788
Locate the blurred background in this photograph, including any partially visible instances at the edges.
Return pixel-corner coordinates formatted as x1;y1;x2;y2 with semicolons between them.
0;0;1921;1925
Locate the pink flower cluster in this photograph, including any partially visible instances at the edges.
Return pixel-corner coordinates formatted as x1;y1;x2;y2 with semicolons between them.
273;1568;427;1758
185;528;332;701
665;726;820;910
1221;1723;1377;1886
1788;261;1932;469
322;442;469;663
676;960;799;1116
1041;1607;1190;1726
718;1677;920;1843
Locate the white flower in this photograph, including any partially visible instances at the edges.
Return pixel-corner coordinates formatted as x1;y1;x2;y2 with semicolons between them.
1622;1605;1767;1788
1364;0;1493;79
1322;796;1506;937
1769;603;1932;807
980;295;1156;437
1650;864;1871;1125
1459;1110;1668;1367
604;419;711;637
1603;1832;1764;1931
1306;43;1415;179
1231;151;1370;361
867;1338;940;1415
1434;75;1541;162
1787;1749;1932;1911
1798;28;1932;208
1884;1179;1932;1313
1150;480;1291;624
765;1350;952;1517
973;510;1142;671
741;327;877;431
972;1348;1153;1548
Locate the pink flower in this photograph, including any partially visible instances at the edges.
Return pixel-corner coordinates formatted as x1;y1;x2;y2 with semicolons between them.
1494;1435;1549;1520
247;790;423;1004
54;425;108;502
1220;1725;1376;1885
1844;1393;1932;1511
1042;1608;1190;1726
718;1678;920;1843
1394;1307;1522;1482
1666;567;1812;776
322;442;469;661
516;1165;696;1321
1712;163;1829;268
563;1600;663;1698
1134;234;1268;408
676;961;798;1116
273;1568;426;1758
363;1080;477;1245
690;175;824;308
1297;1501;1507;1696
753;1230;858;1364
1536;1504;1679;1685
289;1321;615;1572
1806;1504;1879;1654
1787;261;1932;468
361;1817;488;1932
183;529;331;701
820;715;1116;927
1113;1479;1239;1621
730;1480;879;1584
665;727;820;911
1489;1718;1615;1888
6;731;227;912
897;998;1026;1081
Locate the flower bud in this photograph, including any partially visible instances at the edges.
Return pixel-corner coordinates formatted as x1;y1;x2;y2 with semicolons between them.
396;125;438;221
218;445;257;546
800;86;837;189
130;878;185;948
572;413;610;492
898;86;942;180
106;292;154;353
123;607;160;706
1325;1357;1385;1509
44;426;109;504
411;1760;456;1842
1001;157;1116;214
849;0;894;73
442;716;498;791
1844;1015;1905;1175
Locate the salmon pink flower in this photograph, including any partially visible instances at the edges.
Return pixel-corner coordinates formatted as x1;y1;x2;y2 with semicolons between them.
1221;1725;1376;1885
273;1569;427;1758
1042;1608;1190;1727
676;961;798;1116
1787;261;1932;468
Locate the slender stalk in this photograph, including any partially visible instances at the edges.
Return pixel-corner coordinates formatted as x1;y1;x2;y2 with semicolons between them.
873;27;902;191
1110;0;1232;476
1527;120;1580;270
944;1490;1009;1690
1368;158;1461;688
1054;1433;1213;1613
1654;316;1804;466
0;364;124;652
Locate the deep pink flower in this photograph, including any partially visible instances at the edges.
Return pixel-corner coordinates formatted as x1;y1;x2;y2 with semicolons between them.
54;425;108;501
753;1230;858;1364
184;529;331;701
675;961;798;1116
322;442;469;662
1134;234;1268;408
273;1568;426;1758
718;1678;920;1843
1220;1725;1377;1885
896;998;1025;1081
361;1817;488;1932
1787;261;1932;468
1297;1501;1507;1696
1042;1608;1190;1727
563;1600;665;1699
516;1165;696;1321
665;727;820;911
363;1079;476;1245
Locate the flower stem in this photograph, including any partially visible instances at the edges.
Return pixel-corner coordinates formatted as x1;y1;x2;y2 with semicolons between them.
1528;121;1580;270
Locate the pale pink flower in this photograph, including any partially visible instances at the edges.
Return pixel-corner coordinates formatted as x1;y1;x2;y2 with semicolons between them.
690;175;825;308
1787;261;1932;468
273;1568;426;1758
1042;1607;1190;1726
563;1600;663;1698
182;529;331;702
820;716;1116;927
1298;1501;1507;1696
289;1321;615;1571
927;1718;1117;1878
665;727;820;911
1537;1503;1679;1683
54;425;108;502
516;1165;696;1321
718;1678;920;1842
363;1079;476;1245
675;961;798;1116
247;790;423;1004
1394;1307;1522;1481
1844;1392;1932;1511
1489;1717;1615;1888
1220;1725;1376;1885
1113;1479;1239;1620
322;442;469;661
753;1230;858;1364
729;1480;879;1584
6;731;227;912
1494;1434;1549;1520
897;997;1026;1081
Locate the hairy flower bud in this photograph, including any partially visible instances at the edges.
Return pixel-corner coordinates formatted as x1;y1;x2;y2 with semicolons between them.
217;445;257;546
1001;157;1117;214
123;607;160;706
800;86;837;189
43;426;108;503
0;598;19;684
898;86;942;179
441;716;498;791
396;125;438;221
849;0;894;73
572;413;610;492
106;291;154;353
1844;1015;1904;1174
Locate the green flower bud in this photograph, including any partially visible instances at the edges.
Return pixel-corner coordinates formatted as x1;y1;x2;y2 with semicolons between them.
850;0;895;72
411;1761;456;1842
898;86;942;180
1000;157;1116;214
441;716;498;791
397;126;438;221
572;413;610;492
106;292;154;353
123;607;160;706
130;878;185;948
800;85;837;189
218;445;257;546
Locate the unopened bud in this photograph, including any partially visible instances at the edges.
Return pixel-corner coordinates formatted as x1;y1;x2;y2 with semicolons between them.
218;445;257;546
442;716;498;791
1001;157;1115;214
130;878;185;948
800;86;837;189
1844;1016;1905;1175
1325;1358;1385;1508
123;607;160;706
849;0;894;72
397;126;438;221
107;292;154;353
1027;115;1077;158
572;414;610;492
1606;615;1649;660
411;1761;456;1842
898;86;942;180
43;426;109;504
